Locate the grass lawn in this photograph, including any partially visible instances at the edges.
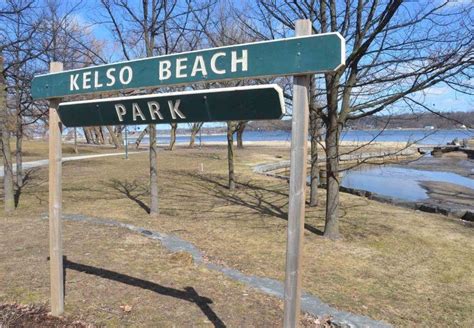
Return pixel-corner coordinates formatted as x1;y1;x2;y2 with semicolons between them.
1;143;473;326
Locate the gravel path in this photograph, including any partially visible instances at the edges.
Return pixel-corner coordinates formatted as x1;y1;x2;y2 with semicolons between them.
0;152;141;177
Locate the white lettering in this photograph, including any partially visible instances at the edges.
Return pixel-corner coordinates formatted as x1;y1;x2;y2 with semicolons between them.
159;60;172;80
176;58;188;78
191;56;207;77
210;52;226;74
231;50;248;72
148;101;163;120
168;99;185;119
70;74;79;91
115;104;127;122
119;66;133;85
94;71;103;88
106;68;116;86
132;103;146;121
83;71;91;89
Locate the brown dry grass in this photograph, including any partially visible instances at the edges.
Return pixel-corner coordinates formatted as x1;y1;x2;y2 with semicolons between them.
1;143;473;327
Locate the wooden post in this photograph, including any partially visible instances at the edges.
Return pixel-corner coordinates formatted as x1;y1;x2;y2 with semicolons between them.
283;20;311;328
49;61;64;316
149;124;159;216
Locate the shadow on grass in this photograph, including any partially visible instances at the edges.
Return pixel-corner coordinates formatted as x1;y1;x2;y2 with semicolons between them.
64;258;226;328
14;168;40;208
105;179;150;214
179;172;323;236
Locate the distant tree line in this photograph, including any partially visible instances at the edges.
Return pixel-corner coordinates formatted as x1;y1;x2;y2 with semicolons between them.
244;111;474;132
347;111;474;130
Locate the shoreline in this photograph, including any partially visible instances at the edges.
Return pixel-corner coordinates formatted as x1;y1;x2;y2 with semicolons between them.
253;154;474;224
61;139;420;148
147;127;472;134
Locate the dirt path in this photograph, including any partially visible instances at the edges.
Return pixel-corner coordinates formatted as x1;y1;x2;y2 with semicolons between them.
56;213;390;328
0;152;141;177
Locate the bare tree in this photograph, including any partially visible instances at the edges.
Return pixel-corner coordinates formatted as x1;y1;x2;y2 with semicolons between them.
34;0;115;153
106;125;122;149
1;0;39;211
167;123;178;151
188;122;203;148
0;54;14;212
251;0;473;238
73;128;78;153
135;127;148;149
226;121;237;189
98;0;215;216
309;76;321;206
235;121;247;149
192;1;264;188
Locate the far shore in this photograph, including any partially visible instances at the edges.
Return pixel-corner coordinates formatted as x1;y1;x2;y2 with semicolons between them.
61;138;423;149
139;127;472;137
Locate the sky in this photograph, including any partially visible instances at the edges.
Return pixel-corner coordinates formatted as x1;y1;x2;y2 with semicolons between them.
422;85;473;113
61;0;473;131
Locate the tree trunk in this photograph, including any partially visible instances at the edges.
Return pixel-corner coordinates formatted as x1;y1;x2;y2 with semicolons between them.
309;114;319;207
135;127;148;149
88;127;99;144
236;122;246;149
95;127;105;144
167;123;177;150
115;126;123;145
13;43;23;190
324;106;340;239
309;76;319;207
149;124;159;216
89;127;97;144
189;131;196;148
88;127;98;144
15;104;23;188
189;122;203;148
83;127;92;144
227;123;235;190
73;128;78;154
0;56;14;212
106;125;121;149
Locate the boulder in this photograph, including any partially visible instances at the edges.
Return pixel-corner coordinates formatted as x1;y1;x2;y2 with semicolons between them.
462;211;474;222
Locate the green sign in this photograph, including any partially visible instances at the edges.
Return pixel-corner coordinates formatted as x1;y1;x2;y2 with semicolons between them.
57;85;285;127
32;33;344;99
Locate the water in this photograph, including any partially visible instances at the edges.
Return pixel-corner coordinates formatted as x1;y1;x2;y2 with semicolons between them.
340;129;473;145
134;129;473;146
132;127;474;203
341;165;474;201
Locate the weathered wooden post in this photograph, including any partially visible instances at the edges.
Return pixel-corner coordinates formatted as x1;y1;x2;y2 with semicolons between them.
49;61;64;316
283;19;312;327
149;124;159;216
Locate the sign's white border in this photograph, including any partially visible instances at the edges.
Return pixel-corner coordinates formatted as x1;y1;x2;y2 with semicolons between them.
37;32;345;78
